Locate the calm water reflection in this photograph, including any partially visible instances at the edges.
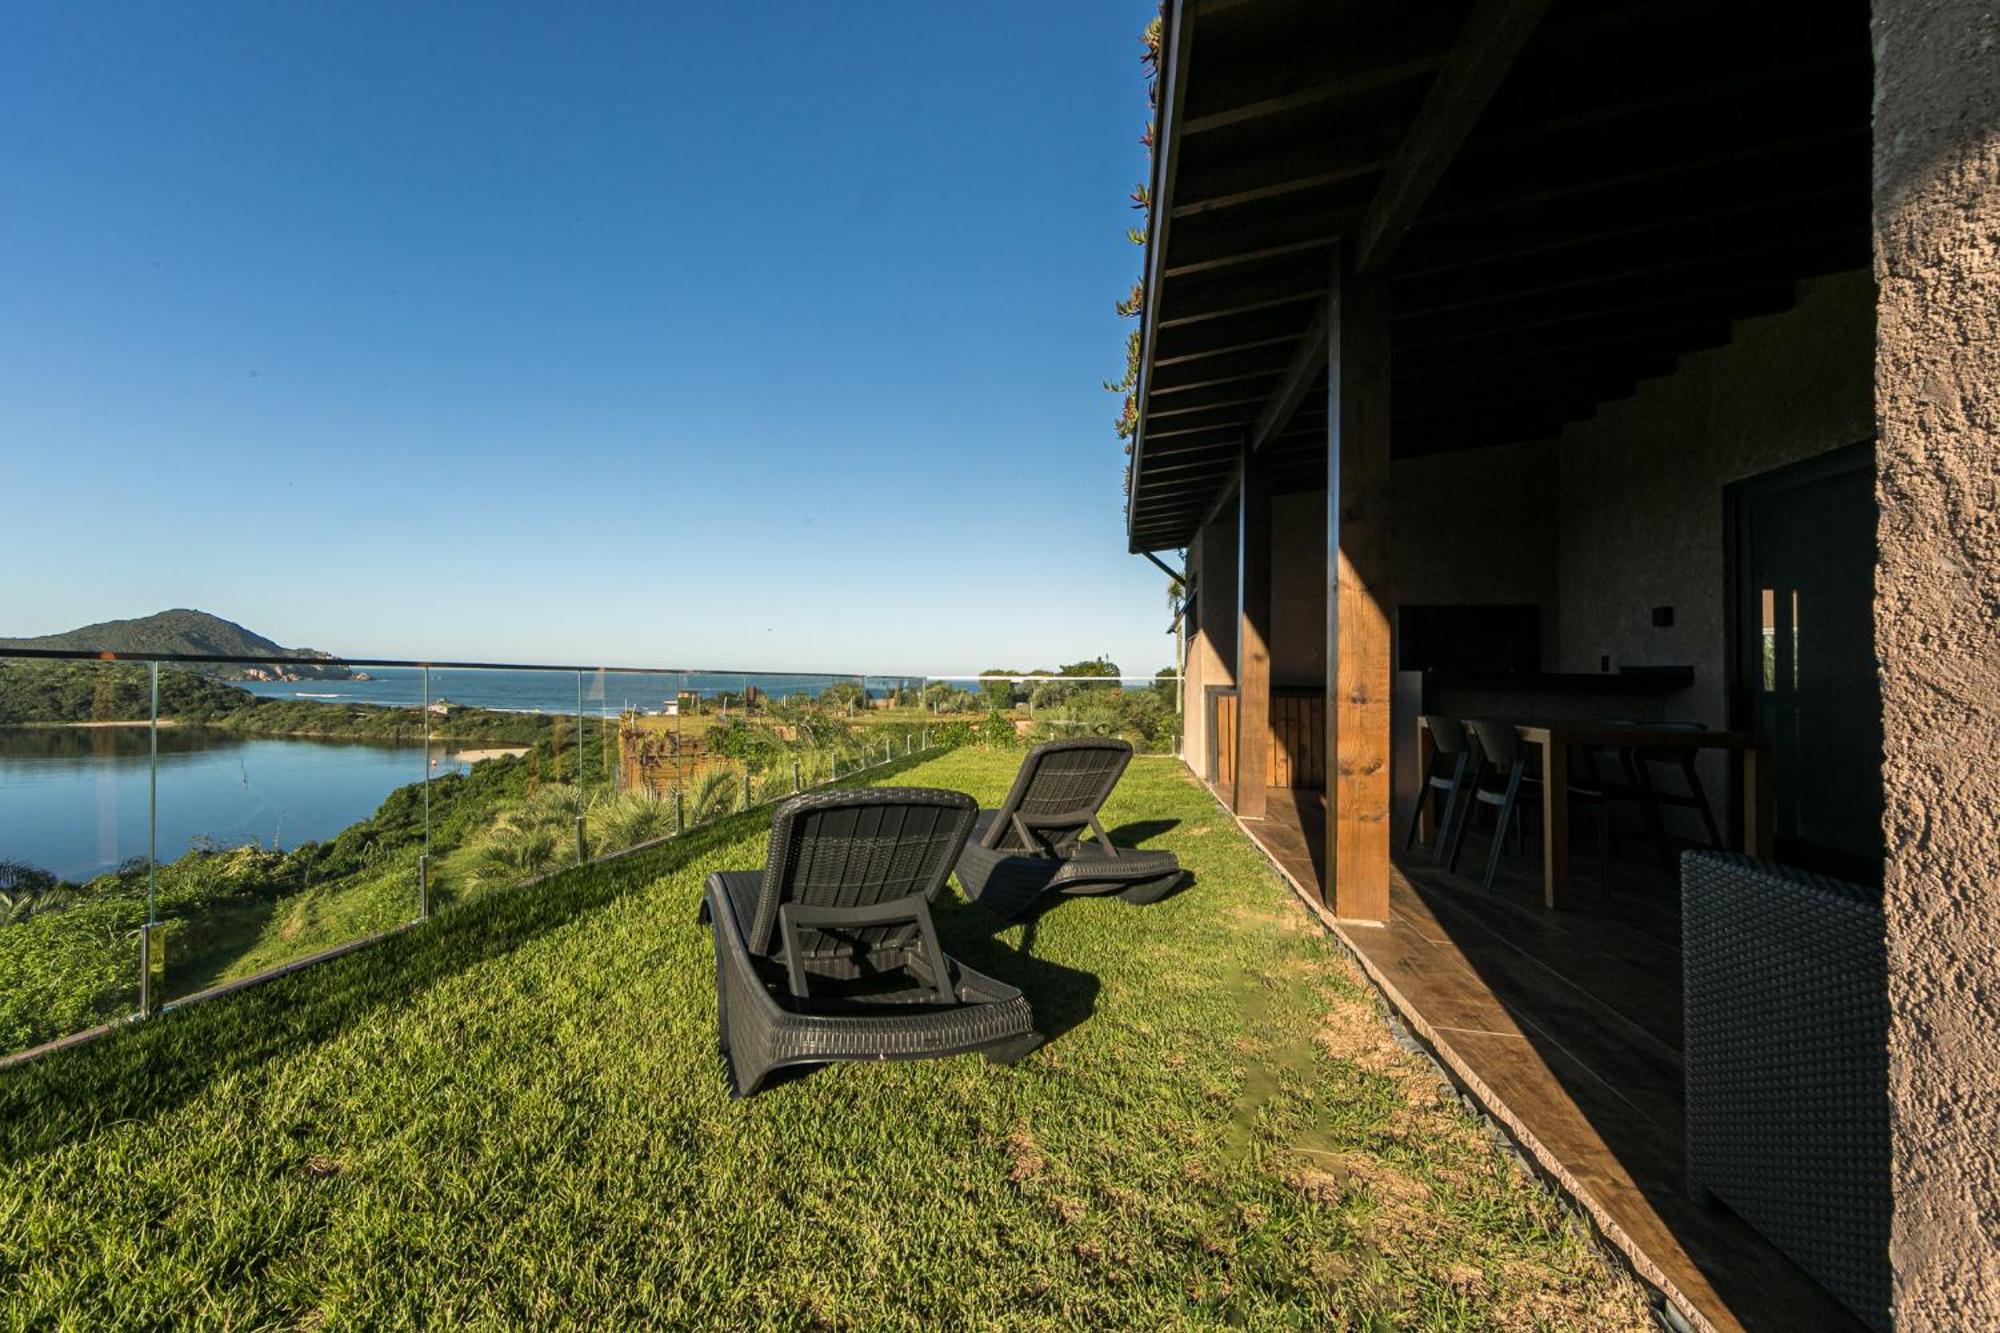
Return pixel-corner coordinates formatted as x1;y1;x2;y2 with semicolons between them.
0;726;472;881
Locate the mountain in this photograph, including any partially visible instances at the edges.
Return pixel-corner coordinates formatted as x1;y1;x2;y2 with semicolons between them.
0;609;351;681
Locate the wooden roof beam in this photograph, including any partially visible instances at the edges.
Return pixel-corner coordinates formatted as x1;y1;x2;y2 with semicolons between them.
1243;0;1550;456
1394;183;1867;279
1157;265;1329;328
1355;0;1554;273
1153;332;1301;369
1179;57;1439;136
1143;386;1273;418
1171;137;1392;219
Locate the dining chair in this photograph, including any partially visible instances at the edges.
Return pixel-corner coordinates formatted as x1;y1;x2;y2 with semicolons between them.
1403;716;1474;866
1449;719;1615;895
1629;721;1724;863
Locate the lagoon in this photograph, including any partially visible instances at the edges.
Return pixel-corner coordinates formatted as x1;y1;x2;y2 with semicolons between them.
0;727;471;881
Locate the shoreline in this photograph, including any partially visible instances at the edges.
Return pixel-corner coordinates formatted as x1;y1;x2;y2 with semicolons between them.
0;720;533;753
1;719;185;729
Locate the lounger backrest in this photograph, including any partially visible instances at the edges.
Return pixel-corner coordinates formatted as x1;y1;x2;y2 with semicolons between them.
980;738;1134;853
745;786;977;957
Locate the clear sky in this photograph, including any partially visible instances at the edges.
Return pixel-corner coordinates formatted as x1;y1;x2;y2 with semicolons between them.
0;2;1174;677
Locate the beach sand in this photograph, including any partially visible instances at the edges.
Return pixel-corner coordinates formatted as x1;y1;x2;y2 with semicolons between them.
445;747;530;763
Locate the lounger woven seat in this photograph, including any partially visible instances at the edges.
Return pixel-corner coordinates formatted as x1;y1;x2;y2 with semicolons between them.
699;787;1039;1097
1682;850;1890;1331
954;738;1183;920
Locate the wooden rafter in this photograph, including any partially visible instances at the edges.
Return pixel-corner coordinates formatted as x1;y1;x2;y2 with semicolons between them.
1242;0;1550;456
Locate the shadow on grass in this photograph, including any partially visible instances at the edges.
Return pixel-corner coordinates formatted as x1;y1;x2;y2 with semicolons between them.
1102;818;1181;847
0;811;768;1166
934;898;1101;1046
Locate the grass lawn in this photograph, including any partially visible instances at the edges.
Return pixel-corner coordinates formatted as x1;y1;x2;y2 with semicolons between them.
0;748;1649;1329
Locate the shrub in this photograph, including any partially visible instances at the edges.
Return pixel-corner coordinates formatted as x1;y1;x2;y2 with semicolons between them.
975;712;1019;749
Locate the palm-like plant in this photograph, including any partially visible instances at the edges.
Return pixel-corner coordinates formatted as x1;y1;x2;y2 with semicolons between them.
0;860;72;927
466;823;563;892
587;791;675;854
690;767;741;825
464;785;580;892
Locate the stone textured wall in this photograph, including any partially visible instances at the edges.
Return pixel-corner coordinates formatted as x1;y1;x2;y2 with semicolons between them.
1872;1;2000;1324
1555;271;1877;715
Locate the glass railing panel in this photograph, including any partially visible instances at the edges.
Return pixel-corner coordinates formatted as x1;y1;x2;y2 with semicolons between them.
0;652;993;1065
417;666;574;910
588;666;680;857
0;654;151;1055
142;656;430;1006
680;673;748;826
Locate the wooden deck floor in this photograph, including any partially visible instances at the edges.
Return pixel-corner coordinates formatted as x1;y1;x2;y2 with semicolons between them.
1233;786;1861;1333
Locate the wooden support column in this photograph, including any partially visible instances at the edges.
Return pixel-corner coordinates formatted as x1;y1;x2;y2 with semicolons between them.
1233;446;1272;817
1325;250;1392;922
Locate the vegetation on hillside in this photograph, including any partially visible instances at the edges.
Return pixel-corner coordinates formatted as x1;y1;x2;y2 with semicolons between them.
0;654;1179;1053
0;692;956;1053
0;660;255;725
0;608;348;680
0;659;544;742
959;657;1182;755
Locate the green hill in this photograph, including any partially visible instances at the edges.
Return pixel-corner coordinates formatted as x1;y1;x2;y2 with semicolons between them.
0;609;349;680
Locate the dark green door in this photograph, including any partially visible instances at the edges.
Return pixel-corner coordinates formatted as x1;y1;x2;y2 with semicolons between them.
1729;443;1883;885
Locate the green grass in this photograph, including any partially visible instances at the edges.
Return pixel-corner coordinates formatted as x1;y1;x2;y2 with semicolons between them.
0;750;1648;1329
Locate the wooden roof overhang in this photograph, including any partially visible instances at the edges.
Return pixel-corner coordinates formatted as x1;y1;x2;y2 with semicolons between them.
1125;0;1872;553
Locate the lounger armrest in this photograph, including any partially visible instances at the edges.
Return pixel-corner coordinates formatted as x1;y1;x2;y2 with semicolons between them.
777;894;953;1003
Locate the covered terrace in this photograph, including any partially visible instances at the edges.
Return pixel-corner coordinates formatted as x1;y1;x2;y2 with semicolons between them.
1124;2;1912;1330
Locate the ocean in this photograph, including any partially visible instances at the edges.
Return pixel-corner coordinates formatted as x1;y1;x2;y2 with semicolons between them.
239;668;921;716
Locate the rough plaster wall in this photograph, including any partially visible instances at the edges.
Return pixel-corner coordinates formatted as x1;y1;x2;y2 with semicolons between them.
1872;1;2000;1323
1270;491;1327;687
1555;271;1877;737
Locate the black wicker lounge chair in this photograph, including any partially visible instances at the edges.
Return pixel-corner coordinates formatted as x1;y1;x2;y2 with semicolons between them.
954;738;1183;920
698;787;1039;1097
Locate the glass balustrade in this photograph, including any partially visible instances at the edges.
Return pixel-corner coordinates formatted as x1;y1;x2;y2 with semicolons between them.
0;647;1181;1062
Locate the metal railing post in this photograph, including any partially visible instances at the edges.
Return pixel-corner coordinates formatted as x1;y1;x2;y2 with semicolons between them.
792;759;801;793
420;665;432;919
139;661;161;1017
575;673;586;863
137;921;165;1019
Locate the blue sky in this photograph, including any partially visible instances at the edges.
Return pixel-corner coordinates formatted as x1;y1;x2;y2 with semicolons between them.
0;2;1173;676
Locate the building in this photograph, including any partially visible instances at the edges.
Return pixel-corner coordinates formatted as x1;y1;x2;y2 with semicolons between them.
1122;3;1996;1329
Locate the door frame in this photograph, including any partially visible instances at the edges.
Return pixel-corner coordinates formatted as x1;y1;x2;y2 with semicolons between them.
1203;685;1237;784
1720;438;1875;852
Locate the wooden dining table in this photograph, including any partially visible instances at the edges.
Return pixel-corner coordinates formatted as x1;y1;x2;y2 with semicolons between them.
1416;718;1773;909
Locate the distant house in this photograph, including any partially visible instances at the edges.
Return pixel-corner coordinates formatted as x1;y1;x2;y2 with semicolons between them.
425;698;453;717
